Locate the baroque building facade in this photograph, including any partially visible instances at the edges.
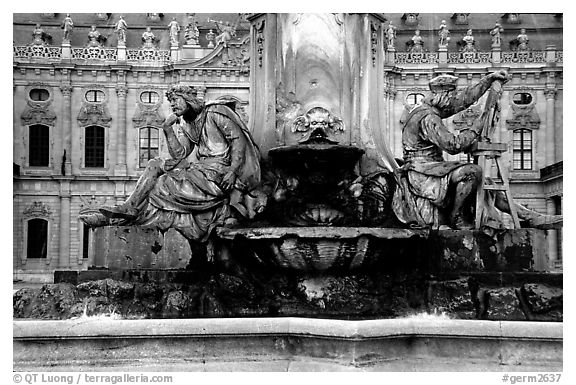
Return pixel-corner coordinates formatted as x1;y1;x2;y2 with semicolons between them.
13;13;563;282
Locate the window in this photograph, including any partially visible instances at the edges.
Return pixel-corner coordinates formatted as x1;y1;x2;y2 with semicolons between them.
85;126;105;167
82;224;90;259
29;88;49;102
512;92;532;105
406;93;424;107
513;129;532;170
29;124;49;167
27;218;48;259
139;127;159;167
85;90;105;103
140;91;160;104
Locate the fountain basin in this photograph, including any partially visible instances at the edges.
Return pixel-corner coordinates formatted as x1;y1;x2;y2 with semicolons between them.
268;143;365;172
216;226;428;272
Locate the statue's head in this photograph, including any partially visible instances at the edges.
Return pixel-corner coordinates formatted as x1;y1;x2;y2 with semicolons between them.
424;75;459;117
165;85;204;120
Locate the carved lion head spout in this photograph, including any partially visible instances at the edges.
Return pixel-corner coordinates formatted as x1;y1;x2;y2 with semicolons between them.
292;106;344;144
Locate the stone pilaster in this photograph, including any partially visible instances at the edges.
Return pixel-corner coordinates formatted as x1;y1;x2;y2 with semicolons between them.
546;198;558;271
115;84;128;176
544;87;557;166
58;178;72;269
60;84;73;175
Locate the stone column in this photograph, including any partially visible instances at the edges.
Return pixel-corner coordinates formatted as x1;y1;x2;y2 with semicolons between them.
546;198;558;270
115;84;128;176
58;179;72;269
60;84;73;175
544;88;557;166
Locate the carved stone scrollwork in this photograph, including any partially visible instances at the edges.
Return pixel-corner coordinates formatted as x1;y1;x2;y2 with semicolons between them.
21;84;57;126
506;104;541;130
77;104;112;127
401;13;419;27
60;84;73;96
132;87;166;128
453;105;482;130
115;85;128;98
544;88;558;100
79;195;107;215
255;19;265;67
371;23;379;67
23;201;53;218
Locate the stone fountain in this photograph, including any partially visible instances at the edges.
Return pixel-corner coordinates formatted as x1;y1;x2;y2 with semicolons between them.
14;13;562;371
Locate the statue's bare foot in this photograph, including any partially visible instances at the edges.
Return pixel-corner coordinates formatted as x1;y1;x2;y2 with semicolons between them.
100;205;138;219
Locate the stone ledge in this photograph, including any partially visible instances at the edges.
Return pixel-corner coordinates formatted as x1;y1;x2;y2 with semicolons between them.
14;317;562;340
13;318;563;372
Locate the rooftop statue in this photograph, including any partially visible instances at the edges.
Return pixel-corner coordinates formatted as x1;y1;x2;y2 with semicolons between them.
87;26;103;47
61;14;73;43
461;29;476;52
438;20;450;47
517;28;529;51
168;17;180;45
385;21;397;49
184;14;200;45
391;71;561;231
208;18;238;48
490;22;504;48
142;27;156;49
80;85;265;247
31;23;49;46
115;16;128;44
409;29;424;53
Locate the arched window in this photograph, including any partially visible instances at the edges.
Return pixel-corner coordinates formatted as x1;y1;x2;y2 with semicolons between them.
512;92;533;105
85;126;105;168
85;90;105;103
513;129;532;170
29;124;49;167
29;88;50;102
139;127;159;167
140;91;160;104
27;218;48;259
406;93;424;107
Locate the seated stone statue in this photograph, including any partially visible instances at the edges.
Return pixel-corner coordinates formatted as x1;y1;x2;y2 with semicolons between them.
392;71;561;231
80;85;266;243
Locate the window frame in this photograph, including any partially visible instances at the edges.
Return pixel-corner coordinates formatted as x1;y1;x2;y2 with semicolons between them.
138;126;160;168
27;124;50;168
84;125;106;168
512;128;533;170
